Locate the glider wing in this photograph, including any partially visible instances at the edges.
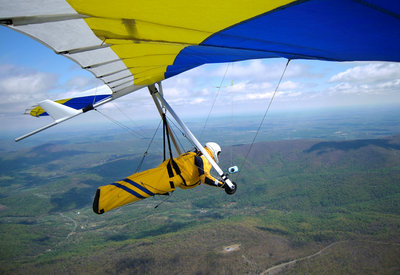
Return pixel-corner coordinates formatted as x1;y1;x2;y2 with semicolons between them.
27;94;112;117
1;0;399;91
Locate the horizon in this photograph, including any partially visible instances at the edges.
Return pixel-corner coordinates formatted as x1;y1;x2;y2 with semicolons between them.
1;26;400;140
2;104;400;153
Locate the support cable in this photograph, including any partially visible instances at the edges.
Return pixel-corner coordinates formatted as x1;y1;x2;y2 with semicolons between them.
199;63;230;139
165;115;196;149
163;113;167;161
238;59;291;178
111;101;144;132
163;113;174;160
95;109;145;138
166;116;191;152
135;118;163;173
154;193;174;208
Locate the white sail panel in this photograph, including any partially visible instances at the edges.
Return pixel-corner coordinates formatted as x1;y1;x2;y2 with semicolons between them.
0;0;74;18
67;47;120;68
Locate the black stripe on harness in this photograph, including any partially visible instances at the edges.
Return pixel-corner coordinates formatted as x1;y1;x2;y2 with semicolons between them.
172;160;187;186
162;113;187;186
167;161;174;178
171;159;181;174
178;174;187;186
195;155;205;176
167;159;187;186
171;159;187;186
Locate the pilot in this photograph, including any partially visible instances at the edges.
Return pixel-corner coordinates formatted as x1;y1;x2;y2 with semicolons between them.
93;142;235;214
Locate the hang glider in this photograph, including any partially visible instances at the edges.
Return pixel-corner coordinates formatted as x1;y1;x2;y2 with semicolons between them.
1;0;399;192
2;0;399;91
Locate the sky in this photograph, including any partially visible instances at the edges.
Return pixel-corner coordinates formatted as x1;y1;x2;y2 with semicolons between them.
1;25;400;139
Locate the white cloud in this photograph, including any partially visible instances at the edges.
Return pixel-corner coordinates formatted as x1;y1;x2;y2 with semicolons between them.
329;82;353;93
285;91;302;97
326;62;400;98
0;67;56;100
279;80;303;90
0;65;58;116
164;87;187;98
59;85;112;99
66;76;99;90
190;97;206;104
227;82;247;93
237;91;283;101
199;88;210;96
377;79;400;89
210;59;311;82
329;62;400;84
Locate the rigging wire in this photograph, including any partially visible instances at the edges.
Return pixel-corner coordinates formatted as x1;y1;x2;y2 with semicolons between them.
166;115;196;149
167;116;197;152
94;108;146;138
154;192;174;208
111;101;144;131
230;79;234;167
135;118;163;173
95;108;164;173
199;63;230;139
238;59;291;179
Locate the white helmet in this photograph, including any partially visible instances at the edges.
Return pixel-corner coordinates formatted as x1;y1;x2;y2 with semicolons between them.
205;142;221;163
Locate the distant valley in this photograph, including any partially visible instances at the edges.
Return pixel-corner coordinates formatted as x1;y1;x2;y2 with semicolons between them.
0;132;399;274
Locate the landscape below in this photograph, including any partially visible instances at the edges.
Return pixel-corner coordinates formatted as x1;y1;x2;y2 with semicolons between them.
0;109;399;274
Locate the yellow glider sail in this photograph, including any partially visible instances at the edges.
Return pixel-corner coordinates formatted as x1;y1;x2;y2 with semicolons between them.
2;0;399;94
66;0;295;85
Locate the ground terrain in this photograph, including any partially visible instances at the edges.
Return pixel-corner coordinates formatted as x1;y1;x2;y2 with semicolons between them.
0;108;399;274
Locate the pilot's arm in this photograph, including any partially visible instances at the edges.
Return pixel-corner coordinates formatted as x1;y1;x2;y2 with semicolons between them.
195;155;224;187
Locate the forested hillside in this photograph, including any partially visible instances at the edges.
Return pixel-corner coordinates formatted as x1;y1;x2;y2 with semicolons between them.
0;135;399;274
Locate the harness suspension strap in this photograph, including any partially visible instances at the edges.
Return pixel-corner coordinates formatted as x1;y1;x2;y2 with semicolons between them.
163;113;187;186
149;86;182;155
135;119;162;173
163;113;174;160
163;113;167;161
166;162;174;178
